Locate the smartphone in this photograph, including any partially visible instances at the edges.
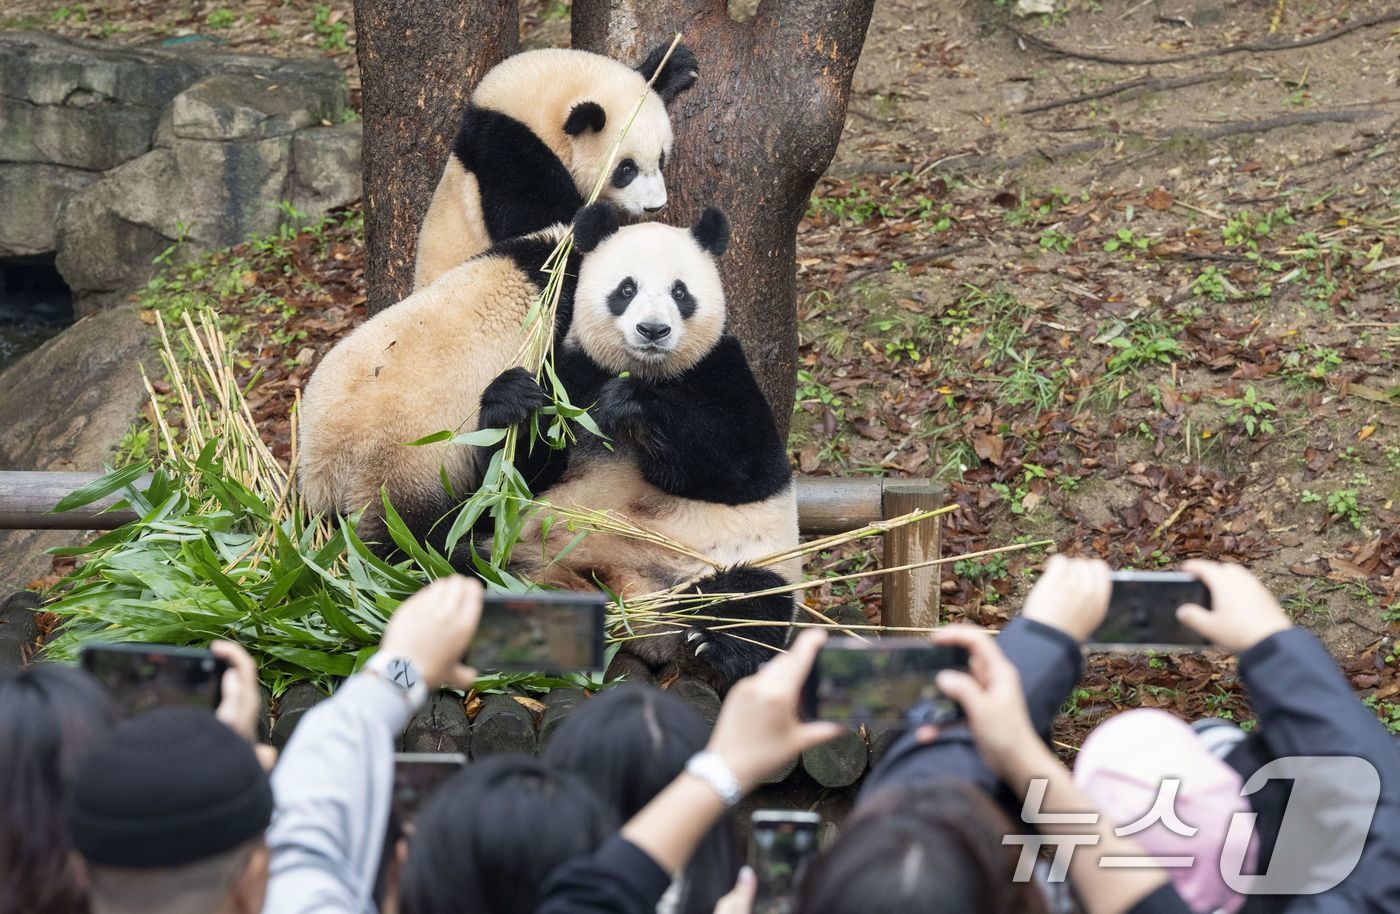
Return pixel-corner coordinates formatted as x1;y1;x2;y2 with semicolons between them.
392;753;466;825
1093;570;1212;646
800;638;970;726
80;643;228;717
750;810;822;914
468;591;608;673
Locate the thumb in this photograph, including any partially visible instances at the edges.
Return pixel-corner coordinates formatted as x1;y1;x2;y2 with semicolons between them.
1176;604;1216;642
445;665;478;692
935;669;981;715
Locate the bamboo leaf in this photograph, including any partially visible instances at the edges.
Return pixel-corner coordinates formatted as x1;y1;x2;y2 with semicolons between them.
50;462;150;514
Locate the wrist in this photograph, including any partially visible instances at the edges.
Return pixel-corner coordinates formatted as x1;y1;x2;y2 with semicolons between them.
363;652;429;711
685;750;746;806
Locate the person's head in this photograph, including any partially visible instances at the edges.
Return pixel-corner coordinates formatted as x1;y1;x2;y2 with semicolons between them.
0;662;117;914
544;683;741;914
67;706;273;914
1075;708;1256;914
797;783;1050;914
400;754;617;914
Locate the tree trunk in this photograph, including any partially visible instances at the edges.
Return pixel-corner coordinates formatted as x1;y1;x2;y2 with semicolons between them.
573;0;876;437
353;0;519;315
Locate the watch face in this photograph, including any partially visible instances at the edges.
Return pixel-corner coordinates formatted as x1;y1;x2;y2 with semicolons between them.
386;658;418;691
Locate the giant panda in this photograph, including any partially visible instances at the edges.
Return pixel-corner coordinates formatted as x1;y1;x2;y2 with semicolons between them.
479;202;800;690
412;43;699;291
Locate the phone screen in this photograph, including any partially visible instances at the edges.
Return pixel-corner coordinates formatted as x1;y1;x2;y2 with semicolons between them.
750;811;821;914
1094;571;1211;646
80;643;227;717
469;592;608;673
392;753;466;825
800;639;969;726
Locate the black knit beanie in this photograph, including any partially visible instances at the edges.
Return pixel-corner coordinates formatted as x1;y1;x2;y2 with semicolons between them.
67;706;273;868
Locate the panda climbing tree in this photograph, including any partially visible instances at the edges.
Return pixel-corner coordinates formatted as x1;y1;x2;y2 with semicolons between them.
349;0;878;437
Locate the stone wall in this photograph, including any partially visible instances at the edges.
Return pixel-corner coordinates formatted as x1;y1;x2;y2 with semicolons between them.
0;32;362;312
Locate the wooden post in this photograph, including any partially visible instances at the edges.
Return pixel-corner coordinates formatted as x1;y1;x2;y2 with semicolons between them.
881;481;943;631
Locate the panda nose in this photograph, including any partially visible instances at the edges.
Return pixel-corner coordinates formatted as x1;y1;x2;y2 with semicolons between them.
636;321;671;342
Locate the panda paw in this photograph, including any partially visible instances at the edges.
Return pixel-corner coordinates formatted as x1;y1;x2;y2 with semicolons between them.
682;626;769;689
677;566;795;693
593;377;649;441
479;367;549;430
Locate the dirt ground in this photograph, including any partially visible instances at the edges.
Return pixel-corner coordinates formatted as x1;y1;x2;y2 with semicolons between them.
13;0;1397;740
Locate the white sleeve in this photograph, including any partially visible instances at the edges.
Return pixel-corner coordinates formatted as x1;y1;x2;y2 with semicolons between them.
261;673;415;914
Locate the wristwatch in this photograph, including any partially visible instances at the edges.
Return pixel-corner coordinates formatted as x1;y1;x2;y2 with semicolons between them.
685;751;743;807
364;653;428;710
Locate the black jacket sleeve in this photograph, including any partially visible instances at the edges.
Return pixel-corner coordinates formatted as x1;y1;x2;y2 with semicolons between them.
860;616;1083;801
535;834;673;914
1234;628;1400;913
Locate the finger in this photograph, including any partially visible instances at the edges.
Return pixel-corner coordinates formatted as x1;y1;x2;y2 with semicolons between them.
934;669;982;712
934;625;1013;686
457;576;483;637
1176;604;1215;641
254;744;279;773
793;721;845;753
1181;559;1224;589
764;627;826;685
914;724;940;745
715;866;756;914
444;664;477;692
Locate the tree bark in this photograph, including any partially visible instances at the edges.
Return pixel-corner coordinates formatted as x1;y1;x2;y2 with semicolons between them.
573;0;876;437
353;0;519;315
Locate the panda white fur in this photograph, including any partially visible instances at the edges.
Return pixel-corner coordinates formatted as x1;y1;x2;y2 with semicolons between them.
479;203;800;689
413;43;699;291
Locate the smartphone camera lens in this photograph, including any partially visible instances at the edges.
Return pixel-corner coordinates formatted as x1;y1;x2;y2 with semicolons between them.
201;658;215;673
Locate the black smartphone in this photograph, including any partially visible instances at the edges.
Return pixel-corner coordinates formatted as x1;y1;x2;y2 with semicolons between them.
800;638;970;726
750;810;821;914
392;753;466;825
468;591;608;673
1093;570;1212;646
80;643;228;717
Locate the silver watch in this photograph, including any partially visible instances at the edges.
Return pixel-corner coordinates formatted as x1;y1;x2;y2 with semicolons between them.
685;751;743;807
364;653;428;710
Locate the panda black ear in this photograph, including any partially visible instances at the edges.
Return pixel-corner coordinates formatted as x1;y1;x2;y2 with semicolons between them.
636;42;699;104
690;207;730;258
573;202;621;253
564;101;607;136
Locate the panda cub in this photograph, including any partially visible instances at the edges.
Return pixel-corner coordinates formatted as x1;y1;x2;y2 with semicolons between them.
413;43;699;291
481;203;800;689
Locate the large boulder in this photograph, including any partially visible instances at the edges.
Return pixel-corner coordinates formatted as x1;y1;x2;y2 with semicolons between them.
0;32;361;310
0;305;158;596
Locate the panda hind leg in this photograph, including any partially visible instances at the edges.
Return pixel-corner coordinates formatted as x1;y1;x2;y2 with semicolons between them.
679;565;795;693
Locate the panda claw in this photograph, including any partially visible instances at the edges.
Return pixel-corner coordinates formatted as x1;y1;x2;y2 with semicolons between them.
686;630;703;644
694;641;711;657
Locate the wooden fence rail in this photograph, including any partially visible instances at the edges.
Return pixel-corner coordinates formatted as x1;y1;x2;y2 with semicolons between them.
0;470;942;627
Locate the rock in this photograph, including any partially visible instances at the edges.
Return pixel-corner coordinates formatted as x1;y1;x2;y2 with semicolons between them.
0;31;357;311
402;691;472;754
270;682;327;748
0;164;99;256
0;591;43;669
0;304;158;596
291;123;363;218
169;74;340;142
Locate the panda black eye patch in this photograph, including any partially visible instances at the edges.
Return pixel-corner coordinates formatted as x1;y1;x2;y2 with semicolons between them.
611;159;638;188
670;280;697;318
607;278;637;315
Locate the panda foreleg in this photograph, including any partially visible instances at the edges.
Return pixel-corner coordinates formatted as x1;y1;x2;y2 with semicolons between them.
678;565;796;693
478;367;550;431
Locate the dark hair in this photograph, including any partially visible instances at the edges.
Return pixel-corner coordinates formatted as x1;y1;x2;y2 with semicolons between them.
543;684;741;914
0;663;117;914
796;783;1050;914
399;754;616;914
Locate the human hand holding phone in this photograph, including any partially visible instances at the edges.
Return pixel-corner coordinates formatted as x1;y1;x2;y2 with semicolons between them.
380;575;482;690
211;640;262;743
1021;554;1112;641
931;626;1049;781
1178;560;1291;652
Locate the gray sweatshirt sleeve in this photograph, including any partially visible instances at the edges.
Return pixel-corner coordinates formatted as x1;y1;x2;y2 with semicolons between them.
261;673;414;914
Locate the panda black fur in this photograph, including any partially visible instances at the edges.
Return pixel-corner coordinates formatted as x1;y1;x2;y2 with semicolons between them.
480;203;800;690
413;44;699;291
